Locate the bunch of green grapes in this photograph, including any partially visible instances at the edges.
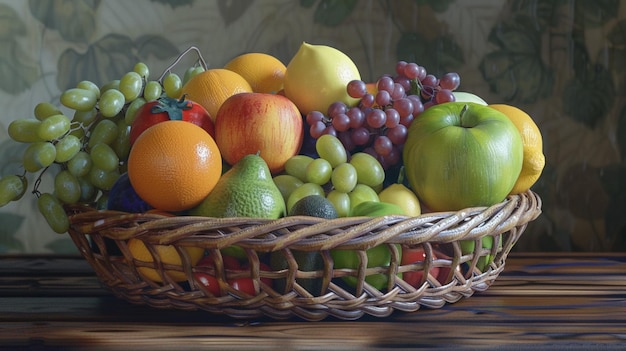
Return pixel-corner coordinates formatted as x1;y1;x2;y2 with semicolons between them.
0;60;205;234
274;134;385;217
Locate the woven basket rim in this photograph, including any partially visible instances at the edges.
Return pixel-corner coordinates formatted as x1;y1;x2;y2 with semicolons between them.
65;190;542;321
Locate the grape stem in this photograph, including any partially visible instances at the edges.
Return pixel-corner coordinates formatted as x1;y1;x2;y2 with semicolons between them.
157;46;208;84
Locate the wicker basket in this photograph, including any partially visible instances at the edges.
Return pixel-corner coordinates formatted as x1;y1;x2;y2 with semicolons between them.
66;190;541;321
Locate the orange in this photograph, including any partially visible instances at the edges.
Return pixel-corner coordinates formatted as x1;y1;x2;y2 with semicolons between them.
224;52;286;94
127;238;205;283
127;120;222;212
179;68;252;123
488;104;545;194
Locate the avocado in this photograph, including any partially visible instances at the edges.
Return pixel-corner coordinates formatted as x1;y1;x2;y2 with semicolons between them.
288;195;338;219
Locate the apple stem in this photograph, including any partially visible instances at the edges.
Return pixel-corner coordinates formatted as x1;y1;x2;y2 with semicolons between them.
460;104;469;124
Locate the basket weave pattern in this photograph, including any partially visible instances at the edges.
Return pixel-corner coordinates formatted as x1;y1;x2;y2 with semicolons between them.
66;190;541;321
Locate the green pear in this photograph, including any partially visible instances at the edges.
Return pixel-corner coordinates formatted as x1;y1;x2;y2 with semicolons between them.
189;154;286;219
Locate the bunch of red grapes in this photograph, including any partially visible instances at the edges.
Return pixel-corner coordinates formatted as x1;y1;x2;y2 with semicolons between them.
305;61;461;169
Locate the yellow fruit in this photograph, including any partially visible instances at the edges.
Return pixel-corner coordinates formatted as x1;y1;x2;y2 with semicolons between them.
127;238;204;283
488;104;545;194
283;42;360;115
224;52;286;94
179;68;252;122
378;183;421;217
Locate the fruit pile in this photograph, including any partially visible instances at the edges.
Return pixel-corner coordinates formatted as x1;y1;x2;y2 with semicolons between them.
0;43;545;293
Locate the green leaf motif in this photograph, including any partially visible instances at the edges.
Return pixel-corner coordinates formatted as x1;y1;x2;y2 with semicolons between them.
28;0;100;43
396;32;464;77
616;105;626;163
607;19;626;75
135;35;179;61
0;213;25;253
217;0;254;26
56;33;179;91
313;0;357;27
45;238;80;254
149;0;194;8
573;0;619;28
414;0;455;13
479;15;553;103
299;0;317;8
562;64;614;128
0;5;40;94
600;164;626;243
509;0;557;30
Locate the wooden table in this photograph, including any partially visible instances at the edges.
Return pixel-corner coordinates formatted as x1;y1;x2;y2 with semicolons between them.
1;253;625;350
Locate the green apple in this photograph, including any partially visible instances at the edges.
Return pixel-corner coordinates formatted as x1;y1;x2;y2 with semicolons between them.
402;102;523;211
452;91;488;105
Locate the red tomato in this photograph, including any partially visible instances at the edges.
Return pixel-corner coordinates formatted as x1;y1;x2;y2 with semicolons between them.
193;254;241;296
129;96;215;145
231;262;272;295
194;273;220;296
401;246;439;288
193;254;272;296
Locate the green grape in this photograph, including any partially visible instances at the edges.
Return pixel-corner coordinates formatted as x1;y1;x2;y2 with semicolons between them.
163;72;182;98
273;174;304;203
54;134;82;163
60;88;98;112
192;66;205;76
99;89;125;118
37;114;70;141
111;119;131;161
90;143;119;172
23;141;56;172
100;79;120;93
331;162;357;193
77;176;97;202
119;71;143;102
0;175;27;207
133;62;150;79
316;134;347;168
72;108;98;126
286;182;325;213
348;184;379;210
183;65;205;85
124;97;146;125
305;158;332;185
67;151;92;177
37;193;70;234
143;81;162;101
88;166;120;191
76;80;101;99
284;155;314;182
8;119;44;143
349;152;385;188
326;190;350;217
88;119;119;147
34;102;63;121
54;170;81;204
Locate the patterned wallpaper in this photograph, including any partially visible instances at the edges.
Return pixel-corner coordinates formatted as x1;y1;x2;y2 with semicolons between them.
0;0;625;253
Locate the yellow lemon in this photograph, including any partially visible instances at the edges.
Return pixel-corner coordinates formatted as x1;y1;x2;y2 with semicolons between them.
283;42;360;115
224;52;286;94
378;183;421;217
127;238;205;283
488;104;545;194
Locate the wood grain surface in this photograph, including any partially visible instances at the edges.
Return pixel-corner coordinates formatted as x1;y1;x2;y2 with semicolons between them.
0;253;625;350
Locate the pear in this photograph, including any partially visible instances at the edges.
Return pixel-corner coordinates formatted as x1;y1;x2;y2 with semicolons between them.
189;154;286;219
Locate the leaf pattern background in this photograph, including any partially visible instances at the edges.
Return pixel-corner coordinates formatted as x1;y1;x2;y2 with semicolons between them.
0;0;625;253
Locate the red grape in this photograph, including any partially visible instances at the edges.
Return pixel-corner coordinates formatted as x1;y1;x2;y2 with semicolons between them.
347;80;367;98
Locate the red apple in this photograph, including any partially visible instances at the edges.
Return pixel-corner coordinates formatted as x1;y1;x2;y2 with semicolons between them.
214;92;303;174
